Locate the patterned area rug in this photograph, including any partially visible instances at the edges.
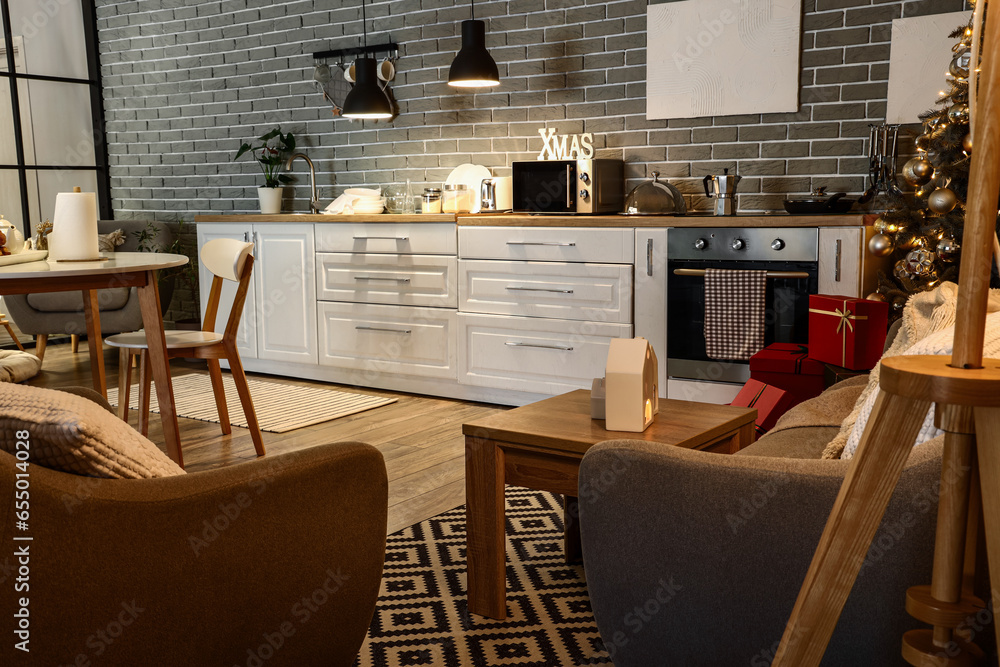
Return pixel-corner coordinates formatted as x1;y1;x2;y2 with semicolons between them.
355;488;613;667
107;372;397;432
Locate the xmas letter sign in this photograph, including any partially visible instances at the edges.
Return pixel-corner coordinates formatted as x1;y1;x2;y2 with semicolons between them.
537;128;595;160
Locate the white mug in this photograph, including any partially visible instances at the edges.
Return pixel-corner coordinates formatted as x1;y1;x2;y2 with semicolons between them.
377;58;395;84
343;63;355;83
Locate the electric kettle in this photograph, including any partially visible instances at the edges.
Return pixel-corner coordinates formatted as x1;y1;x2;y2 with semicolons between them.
702;168;742;216
480;177;512;212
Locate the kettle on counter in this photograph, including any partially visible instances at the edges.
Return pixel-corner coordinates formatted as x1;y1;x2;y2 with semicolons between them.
703;168;742;216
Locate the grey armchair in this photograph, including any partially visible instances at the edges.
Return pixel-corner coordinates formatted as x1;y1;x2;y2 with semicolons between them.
578;382;945;666
3;220;172;362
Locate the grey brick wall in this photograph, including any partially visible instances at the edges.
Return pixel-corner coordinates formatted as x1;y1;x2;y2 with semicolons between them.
95;0;969;221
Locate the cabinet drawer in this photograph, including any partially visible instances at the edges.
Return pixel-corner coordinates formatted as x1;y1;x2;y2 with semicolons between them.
317;253;458;307
316;222;456;255
459;313;632;395
459;260;632;323
318;302;457;380
459;226;634;263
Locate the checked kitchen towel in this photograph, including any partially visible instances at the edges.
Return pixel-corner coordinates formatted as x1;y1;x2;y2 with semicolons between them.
704;268;767;361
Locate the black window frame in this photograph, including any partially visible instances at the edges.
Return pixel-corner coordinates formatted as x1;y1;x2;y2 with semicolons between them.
0;0;111;236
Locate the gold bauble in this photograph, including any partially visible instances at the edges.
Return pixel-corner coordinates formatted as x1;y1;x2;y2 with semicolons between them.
866;292;887;303
914;134;932;151
947;103;969;123
873;217;888;234
902;157;933;186
927;187;958;214
868;233;894;257
963;133;973;153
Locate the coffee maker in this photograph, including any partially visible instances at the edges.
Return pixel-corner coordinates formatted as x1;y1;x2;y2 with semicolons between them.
702;169;742;216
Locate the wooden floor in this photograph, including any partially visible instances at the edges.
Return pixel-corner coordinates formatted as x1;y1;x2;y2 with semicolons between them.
21;338;509;534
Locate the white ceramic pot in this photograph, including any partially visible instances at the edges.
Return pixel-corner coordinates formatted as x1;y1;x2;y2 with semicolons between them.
257;187;283;214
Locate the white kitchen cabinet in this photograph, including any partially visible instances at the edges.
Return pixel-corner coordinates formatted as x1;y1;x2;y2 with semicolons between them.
458;226;633;263
633;228;668;394
197;222;317;365
818;226;882;298
316;253;458;307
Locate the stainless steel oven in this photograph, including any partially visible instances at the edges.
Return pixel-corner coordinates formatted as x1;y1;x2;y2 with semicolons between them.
666;227;819;384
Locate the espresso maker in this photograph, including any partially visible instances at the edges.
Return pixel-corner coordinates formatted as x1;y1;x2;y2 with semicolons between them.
702;168;742;216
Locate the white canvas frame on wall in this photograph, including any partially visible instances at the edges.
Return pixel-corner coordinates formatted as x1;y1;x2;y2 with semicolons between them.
646;0;802;120
885;11;972;125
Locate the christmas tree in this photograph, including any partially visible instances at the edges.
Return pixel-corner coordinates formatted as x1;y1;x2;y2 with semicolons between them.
867;14;978;315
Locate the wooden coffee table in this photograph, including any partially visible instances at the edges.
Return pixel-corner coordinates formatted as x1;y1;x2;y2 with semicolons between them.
463;388;756;619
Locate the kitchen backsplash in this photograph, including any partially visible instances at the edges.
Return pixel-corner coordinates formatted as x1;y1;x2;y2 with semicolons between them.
95;0;968;218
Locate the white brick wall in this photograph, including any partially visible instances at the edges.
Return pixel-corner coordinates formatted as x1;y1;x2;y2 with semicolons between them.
95;0;970;219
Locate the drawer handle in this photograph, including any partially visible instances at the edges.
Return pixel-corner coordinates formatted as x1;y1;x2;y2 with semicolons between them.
505;286;574;294
505;341;574;351
355;325;412;334
506;241;577;247
354;276;411;284
353;235;409;241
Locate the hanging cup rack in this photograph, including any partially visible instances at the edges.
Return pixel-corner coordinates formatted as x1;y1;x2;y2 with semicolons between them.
313;42;399;67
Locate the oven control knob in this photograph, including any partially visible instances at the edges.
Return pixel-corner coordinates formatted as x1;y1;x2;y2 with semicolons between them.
731;238;746;251
771;238;785;251
579;172;591;184
579;189;590;200
694;238;707;250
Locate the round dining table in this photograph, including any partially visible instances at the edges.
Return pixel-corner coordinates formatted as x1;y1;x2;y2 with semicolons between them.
0;252;189;465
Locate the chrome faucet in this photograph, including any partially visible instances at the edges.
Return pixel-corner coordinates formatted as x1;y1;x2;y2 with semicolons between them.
284;153;320;214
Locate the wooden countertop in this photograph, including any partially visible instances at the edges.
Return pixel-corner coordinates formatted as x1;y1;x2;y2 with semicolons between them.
195;212;872;227
194;214;455;223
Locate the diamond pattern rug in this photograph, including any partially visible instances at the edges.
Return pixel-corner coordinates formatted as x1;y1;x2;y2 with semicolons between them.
354;488;613;667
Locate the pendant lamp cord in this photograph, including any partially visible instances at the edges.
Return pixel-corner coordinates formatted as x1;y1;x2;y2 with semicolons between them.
362;0;368;48
470;0;475;20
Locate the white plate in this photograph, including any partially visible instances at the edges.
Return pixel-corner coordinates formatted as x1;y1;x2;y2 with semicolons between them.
345;188;382;197
445;163;492;213
0;249;47;267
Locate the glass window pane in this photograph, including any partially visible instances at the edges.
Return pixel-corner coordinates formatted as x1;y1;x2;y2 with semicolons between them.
9;1;89;80
20;79;96;166
31;169;98;227
0;168;27;236
0;78;19;164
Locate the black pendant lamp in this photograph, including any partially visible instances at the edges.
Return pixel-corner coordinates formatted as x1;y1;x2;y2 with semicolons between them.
342;0;392;119
448;0;499;88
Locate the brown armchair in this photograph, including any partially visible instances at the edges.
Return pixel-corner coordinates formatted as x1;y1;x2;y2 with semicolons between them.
0;440;387;666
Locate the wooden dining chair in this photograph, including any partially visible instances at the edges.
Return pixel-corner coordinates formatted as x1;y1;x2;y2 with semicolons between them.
106;238;265;460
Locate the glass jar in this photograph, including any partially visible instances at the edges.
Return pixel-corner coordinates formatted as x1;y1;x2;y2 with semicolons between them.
422;187;442;214
442;184;471;213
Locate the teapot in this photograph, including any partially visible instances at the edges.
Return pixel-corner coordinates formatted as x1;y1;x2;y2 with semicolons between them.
0;215;24;255
702;168;742;216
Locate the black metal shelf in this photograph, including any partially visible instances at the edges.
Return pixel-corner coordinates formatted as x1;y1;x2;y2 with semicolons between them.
313;42;398;62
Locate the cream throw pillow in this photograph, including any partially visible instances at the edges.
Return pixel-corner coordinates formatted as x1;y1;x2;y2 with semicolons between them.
0;350;41;383
0;383;184;478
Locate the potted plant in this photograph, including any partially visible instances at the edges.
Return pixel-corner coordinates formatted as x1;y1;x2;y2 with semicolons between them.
234;127;296;214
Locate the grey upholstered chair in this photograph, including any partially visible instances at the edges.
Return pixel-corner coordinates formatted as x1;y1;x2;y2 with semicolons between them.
578;382;946;666
4;220;173;363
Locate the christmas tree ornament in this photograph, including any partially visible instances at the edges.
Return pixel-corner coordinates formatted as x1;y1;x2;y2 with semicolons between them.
868;233;894;257
947;103;969;123
865;292;887;303
949;50;972;78
914;134;931;151
936;236;960;261
902;157;934;185
892;294;907;311
873;217;888;234
963;133;972;153
905;248;937;276
927;187;958;214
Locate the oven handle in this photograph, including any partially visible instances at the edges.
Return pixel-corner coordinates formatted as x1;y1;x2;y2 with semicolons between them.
672;268;811;279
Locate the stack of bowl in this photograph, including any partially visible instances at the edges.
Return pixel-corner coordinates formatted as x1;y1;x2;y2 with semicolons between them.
346;188;385;214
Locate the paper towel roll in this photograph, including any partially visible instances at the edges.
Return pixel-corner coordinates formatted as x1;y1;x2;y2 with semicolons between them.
49;189;99;261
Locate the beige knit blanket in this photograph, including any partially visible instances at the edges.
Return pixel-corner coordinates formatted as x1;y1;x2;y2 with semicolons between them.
822;282;1000;459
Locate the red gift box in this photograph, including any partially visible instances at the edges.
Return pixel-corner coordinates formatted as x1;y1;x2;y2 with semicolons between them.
730;378;796;436
749;343;826;406
807;295;889;371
